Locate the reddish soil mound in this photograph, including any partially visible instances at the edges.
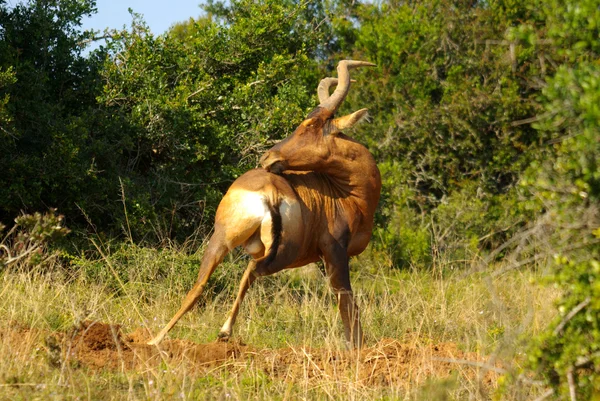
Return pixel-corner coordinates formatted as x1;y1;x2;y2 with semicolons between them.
63;321;246;372
66;321;135;369
1;321;500;388
255;337;497;387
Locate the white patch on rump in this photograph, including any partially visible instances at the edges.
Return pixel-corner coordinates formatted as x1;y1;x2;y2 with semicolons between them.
228;189;269;221
219;189;270;251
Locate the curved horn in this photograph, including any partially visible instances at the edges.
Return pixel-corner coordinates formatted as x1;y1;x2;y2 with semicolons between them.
319;60;375;113
317;78;338;104
317;78;357;104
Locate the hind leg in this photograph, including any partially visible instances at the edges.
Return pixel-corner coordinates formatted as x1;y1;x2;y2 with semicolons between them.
148;231;228;345
217;212;276;340
214;253;296;342
218;260;257;340
217;253;294;342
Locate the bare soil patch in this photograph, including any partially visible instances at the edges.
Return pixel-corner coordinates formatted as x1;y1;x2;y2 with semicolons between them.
1;321;500;388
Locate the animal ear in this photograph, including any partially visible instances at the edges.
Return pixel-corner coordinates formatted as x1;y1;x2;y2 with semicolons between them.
301;117;318;127
331;108;369;134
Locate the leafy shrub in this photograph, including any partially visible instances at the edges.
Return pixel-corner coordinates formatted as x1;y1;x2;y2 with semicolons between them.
327;0;547;272
340;0;544;204
373;161;525;270
432;183;525;266
0;0;103;228
0;0;327;243
371;160;431;269
515;0;600;396
524;61;600;399
0;211;70;270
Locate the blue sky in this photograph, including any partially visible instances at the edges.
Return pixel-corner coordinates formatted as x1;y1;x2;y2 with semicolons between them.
81;0;205;37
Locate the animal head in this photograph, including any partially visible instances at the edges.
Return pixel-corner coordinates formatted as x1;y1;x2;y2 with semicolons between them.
260;60;375;174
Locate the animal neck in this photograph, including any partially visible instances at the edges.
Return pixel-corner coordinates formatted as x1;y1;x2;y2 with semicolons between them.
314;134;381;211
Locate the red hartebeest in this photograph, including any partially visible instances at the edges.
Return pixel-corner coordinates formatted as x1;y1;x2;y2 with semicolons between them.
147;60;381;348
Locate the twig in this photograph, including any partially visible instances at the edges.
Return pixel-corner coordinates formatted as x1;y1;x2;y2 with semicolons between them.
532;389;554;401
186;85;209;100
77;34;117;46
0;125;18;140
553;297;591;336
118;177;133;243
474;39;554;46
477;221;522;242
3;244;41;267
567;367;577;401
491;239;600;277
575;351;600;369
511;112;553;127
515;373;547;387
0;243;12;261
1;223;18;245
490;252;548;277
479;221;548;271
313;16;328;32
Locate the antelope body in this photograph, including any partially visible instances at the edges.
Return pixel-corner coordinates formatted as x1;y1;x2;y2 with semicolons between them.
148;60;381;348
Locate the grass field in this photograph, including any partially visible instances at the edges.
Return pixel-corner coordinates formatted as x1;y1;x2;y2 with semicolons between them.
0;243;558;400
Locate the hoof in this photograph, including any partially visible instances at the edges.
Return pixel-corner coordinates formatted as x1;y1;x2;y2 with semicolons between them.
217;332;230;342
147;333;165;346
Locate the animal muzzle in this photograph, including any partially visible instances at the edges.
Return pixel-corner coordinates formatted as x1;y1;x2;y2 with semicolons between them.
260;151;286;174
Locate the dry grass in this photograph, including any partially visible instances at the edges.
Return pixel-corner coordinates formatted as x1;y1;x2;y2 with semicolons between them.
0;245;559;400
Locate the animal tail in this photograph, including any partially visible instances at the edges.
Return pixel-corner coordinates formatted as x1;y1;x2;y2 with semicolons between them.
263;201;282;266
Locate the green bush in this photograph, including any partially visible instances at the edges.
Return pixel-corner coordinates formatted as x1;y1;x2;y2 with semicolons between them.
524;61;600;399
371;160;431;269
339;0;544;203
0;0;327;243
515;0;600;397
0;0;104;227
0;211;70;270
372;161;525;270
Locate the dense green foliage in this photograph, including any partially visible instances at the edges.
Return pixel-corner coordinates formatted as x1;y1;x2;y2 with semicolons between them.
517;0;600;397
335;0;546;267
95;2;324;241
0;0;103;229
0;0;599;397
0;0;324;241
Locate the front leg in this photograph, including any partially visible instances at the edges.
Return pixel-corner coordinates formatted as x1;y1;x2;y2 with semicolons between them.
321;238;364;348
